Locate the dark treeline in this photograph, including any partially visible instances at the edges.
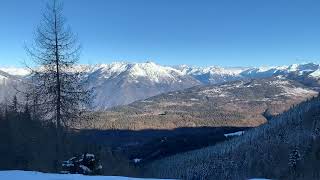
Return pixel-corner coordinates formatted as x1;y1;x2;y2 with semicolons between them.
0;97;137;176
0;95;250;177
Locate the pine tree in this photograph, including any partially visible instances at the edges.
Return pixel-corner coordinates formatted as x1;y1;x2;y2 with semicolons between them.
10;95;18;113
26;0;92;129
25;0;92;170
289;146;301;176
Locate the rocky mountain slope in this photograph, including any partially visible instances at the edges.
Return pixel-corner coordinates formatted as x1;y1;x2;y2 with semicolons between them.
84;62;200;109
0;70;24;103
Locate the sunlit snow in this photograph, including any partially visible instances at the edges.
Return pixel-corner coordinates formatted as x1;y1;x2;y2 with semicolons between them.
0;171;171;180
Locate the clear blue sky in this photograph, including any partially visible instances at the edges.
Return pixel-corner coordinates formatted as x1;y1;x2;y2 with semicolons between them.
1;0;320;67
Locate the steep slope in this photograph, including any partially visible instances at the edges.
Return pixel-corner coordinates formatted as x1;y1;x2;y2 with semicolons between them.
73;77;317;130
86;62;200;109
144;93;320;180
0;70;23;103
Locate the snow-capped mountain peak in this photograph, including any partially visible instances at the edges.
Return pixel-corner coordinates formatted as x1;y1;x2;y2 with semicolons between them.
1;61;320;109
0;67;30;76
81;61;200;108
127;62;184;83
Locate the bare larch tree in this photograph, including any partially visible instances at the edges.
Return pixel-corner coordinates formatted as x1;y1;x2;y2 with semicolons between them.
26;0;91;134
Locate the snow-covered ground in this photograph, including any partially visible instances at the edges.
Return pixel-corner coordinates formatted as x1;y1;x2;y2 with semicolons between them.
224;131;244;137
0;171;171;180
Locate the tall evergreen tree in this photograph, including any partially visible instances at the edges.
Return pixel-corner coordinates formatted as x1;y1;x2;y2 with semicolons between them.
26;0;91;129
26;0;92;170
289;146;301;177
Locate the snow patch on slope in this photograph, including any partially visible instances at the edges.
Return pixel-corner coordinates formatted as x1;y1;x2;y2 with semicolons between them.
281;86;316;97
309;68;320;78
224;131;244;137
199;87;230;97
269;79;318;97
0;74;8;80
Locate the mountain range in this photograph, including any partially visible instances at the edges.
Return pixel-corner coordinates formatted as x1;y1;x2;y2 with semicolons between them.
0;61;320;109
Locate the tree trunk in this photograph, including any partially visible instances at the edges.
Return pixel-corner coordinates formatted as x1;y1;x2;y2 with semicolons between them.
54;1;62;171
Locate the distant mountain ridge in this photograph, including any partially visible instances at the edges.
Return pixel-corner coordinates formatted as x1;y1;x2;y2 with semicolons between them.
0;61;320;109
178;62;320;84
2;62;320;82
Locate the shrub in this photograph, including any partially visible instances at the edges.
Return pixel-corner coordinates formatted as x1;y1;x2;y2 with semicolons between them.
61;153;102;175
